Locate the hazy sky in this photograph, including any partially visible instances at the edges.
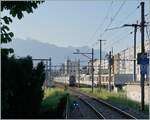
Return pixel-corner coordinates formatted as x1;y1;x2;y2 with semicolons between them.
2;0;150;54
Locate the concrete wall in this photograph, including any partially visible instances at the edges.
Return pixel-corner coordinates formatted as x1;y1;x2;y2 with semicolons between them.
126;83;149;104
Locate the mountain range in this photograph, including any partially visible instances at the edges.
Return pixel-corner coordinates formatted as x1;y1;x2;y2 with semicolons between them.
5;38;106;65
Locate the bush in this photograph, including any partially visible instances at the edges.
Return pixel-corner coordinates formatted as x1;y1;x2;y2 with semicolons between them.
40;88;68;118
1;52;45;118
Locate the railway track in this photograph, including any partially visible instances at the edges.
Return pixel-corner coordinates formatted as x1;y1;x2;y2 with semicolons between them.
55;82;104;119
66;95;105;119
78;96;105;119
69;87;137;119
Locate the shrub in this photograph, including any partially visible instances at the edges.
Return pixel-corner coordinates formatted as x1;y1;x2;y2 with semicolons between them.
2;54;45;118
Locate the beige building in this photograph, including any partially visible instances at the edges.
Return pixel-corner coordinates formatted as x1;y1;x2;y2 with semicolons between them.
86;40;150;90
64;59;79;76
88;59;109;75
115;40;150;81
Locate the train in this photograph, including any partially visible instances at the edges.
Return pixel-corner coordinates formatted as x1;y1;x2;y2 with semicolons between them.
69;75;76;86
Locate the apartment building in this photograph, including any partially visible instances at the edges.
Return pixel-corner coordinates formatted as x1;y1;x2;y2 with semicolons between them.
117;40;150;81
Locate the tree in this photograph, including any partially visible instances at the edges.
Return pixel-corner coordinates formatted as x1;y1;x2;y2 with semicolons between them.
1;1;46;118
2;55;46;118
1;1;44;54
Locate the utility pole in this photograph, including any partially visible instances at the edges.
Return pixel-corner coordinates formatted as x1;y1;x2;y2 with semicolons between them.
140;1;145;111
73;48;94;92
66;57;70;87
91;48;94;93
46;60;48;86
112;47;114;75
123;8;149;109
133;25;137;82
49;57;52;85
108;51;112;92
78;59;80;88
67;57;69;76
123;23;140;82
98;39;106;91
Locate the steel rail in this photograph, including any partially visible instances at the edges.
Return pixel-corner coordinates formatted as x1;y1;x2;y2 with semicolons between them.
69;87;137;119
91;97;137;119
78;96;105;119
65;94;69;119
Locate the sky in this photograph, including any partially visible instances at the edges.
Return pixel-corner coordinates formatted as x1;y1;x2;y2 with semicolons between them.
2;0;150;54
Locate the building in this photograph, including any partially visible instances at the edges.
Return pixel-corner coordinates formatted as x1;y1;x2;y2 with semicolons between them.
87;59;109;75
116;40;150;81
53;59;80;84
65;59;80;76
54;40;149;90
85;40;150;91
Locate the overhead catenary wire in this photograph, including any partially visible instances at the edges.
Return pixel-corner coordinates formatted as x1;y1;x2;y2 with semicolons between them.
73;1;144;62
102;3;141;51
105;30;134;48
100;0;127;38
118;4;140;26
102;14;141;53
104;26;131;44
105;25;124;31
87;0;114;43
83;0;114;53
103;30;134;52
100;1;140;48
85;1;139;54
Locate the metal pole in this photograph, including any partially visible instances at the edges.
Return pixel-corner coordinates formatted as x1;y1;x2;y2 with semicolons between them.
73;49;93;91
98;40;106;91
78;59;80;88
112;47;114;75
134;26;137;82
108;51;111;92
140;1;145;111
49;57;52;85
92;48;94;93
46;60;48;86
123;24;140;81
100;41;102;90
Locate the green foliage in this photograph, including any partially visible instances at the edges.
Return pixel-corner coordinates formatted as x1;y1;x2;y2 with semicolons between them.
1;1;44;53
1;55;46;118
1;1;46;118
1;1;43;19
1;16;12;24
42;91;64;111
44;88;64;99
41;88;68;118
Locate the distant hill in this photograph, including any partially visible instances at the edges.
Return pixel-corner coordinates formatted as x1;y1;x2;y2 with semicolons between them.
5;38;106;65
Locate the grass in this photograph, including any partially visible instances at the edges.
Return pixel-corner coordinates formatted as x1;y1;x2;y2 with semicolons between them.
43;87;65;99
79;87;149;114
40;87;68;118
